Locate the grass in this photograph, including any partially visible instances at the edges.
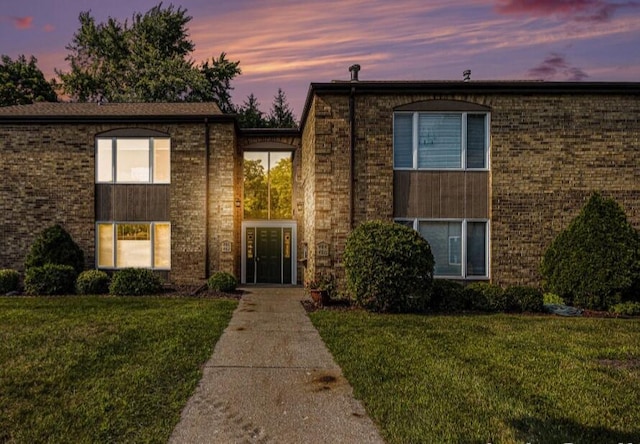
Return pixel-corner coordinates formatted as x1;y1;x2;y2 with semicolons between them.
0;296;237;443
310;311;640;444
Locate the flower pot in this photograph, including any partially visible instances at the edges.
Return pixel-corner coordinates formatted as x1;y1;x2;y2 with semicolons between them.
310;289;329;306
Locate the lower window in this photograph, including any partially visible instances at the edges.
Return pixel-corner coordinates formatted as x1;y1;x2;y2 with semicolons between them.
97;222;170;269
396;219;488;278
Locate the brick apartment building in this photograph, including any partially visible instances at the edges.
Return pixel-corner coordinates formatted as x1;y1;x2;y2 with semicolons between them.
0;75;638;288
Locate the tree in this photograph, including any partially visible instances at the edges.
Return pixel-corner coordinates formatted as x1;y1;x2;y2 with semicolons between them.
237;93;267;128
243;158;267;219
269;157;292;219
541;192;640;310
197;53;241;113
267;88;297;128
57;4;240;107
0;54;57;106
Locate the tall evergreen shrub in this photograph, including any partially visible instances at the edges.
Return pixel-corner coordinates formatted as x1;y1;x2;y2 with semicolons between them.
541;192;640;310
343;220;434;313
24;224;84;274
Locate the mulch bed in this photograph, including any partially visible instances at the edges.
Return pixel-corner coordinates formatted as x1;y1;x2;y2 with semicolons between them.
162;284;243;299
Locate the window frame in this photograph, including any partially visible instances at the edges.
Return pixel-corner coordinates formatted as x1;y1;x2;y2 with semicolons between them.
95;137;171;184
96;221;171;270
393;111;490;171
396;218;490;279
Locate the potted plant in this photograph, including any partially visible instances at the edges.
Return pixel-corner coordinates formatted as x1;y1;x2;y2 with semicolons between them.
306;272;336;306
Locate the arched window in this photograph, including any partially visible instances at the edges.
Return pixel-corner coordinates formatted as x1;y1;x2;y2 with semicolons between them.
96;129;170;184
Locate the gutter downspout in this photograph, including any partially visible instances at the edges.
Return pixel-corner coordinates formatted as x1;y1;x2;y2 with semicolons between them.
348;64;360;229
204;118;210;279
349;86;356;229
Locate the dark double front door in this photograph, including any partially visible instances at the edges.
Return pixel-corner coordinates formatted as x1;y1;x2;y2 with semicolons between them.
245;226;292;284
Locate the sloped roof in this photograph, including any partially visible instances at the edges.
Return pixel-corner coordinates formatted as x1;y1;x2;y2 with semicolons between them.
0;101;230;123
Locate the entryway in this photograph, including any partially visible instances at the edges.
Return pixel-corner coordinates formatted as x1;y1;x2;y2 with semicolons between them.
241;221;297;284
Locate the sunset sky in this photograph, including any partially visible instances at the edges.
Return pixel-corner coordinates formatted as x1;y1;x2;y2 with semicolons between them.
2;0;639;116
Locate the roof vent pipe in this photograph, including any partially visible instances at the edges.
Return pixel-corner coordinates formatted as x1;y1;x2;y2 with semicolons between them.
349;64;361;82
463;69;471;82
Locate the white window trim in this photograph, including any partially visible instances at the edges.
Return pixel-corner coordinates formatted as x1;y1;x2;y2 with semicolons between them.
95;137;171;185
96;222;171;270
395;218;490;280
393;111;490;171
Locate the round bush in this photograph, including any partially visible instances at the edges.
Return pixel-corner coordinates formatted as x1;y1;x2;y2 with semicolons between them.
429;279;466;312
76;270;110;295
24;264;77;295
109;268;163;296
610;301;640;316
207;271;238;292
0;269;20;294
344;220;434;313
505;286;544;313
25;224;84;274
541;192;640;310
464;282;509;312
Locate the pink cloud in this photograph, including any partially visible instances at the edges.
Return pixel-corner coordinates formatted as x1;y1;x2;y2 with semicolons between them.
495;0;639;22
12;16;33;29
528;52;589;80
43;24;55;32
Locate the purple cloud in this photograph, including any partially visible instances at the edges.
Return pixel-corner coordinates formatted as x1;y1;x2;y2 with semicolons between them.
528;53;589;80
12;16;33;29
496;0;639;23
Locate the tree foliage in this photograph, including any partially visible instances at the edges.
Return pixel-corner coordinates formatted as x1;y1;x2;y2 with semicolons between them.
267;88;297;128
269;157;292;219
541;192;640;310
196;53;241;113
237;89;297;128
243;158;268;219
0;54;57;106
57;4;240;107
237;93;267;128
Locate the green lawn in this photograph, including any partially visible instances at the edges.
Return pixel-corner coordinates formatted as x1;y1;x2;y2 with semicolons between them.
0;296;237;443
310;311;640;444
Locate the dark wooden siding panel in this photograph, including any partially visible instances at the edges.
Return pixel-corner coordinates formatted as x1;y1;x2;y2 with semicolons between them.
466;172;489;218
95;184;169;221
148;185;170;220
440;172;465;218
95;185;112;221
394;171;411;217
394;171;489;219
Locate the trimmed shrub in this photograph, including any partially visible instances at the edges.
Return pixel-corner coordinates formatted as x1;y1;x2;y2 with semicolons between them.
0;269;20;294
430;279;466;312
76;270;110;295
610;301;640;316
109;268;162;296
25;224;84;274
541;192;640;310
344;220;434;313
463;282;509;312
207;271;238;293
543;293;565;305
505;286;544;313
24;264;77;295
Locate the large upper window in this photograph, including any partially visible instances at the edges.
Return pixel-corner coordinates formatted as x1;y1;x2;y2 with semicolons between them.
394;112;488;170
96;137;170;183
397;219;488;279
97;222;170;269
243;151;292;220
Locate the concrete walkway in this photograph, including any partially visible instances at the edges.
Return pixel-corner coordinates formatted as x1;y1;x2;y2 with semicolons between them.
169;286;385;444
